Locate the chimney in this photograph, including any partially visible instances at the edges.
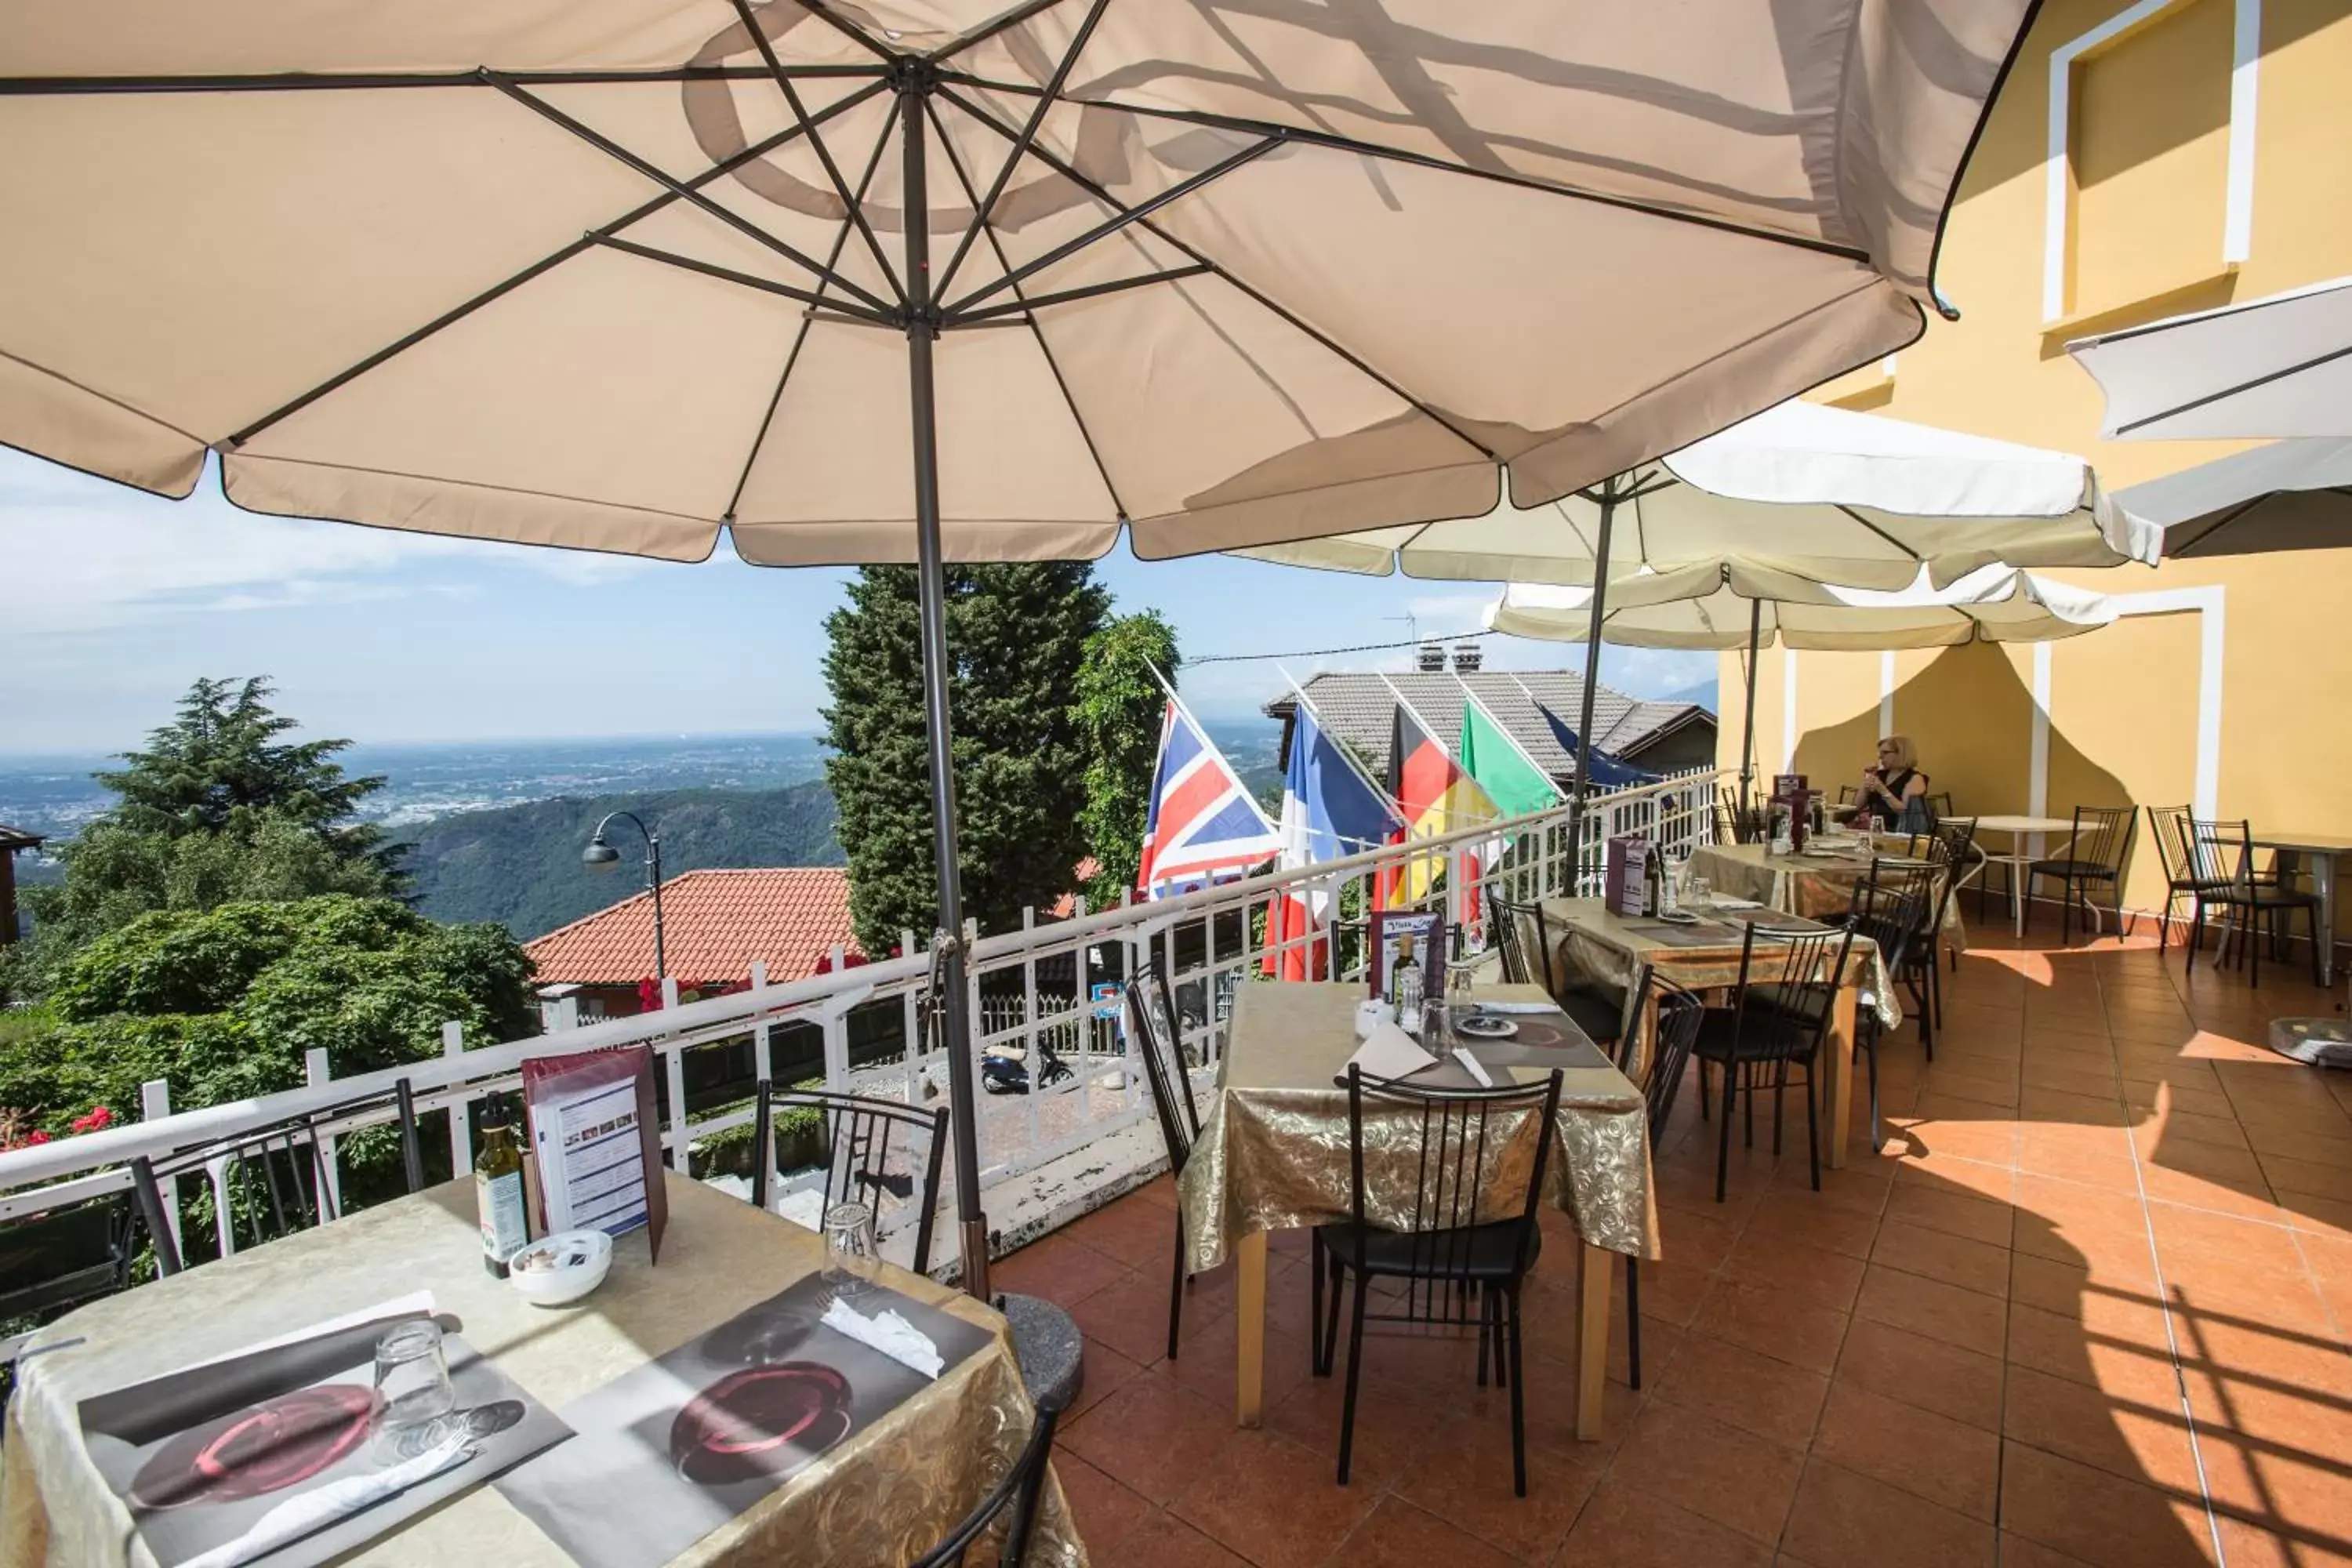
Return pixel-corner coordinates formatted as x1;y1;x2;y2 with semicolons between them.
1416;641;1446;673
1452;641;1483;673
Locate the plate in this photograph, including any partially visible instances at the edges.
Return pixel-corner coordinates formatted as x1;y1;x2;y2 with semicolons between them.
1657;909;1703;925
1454;1014;1519;1040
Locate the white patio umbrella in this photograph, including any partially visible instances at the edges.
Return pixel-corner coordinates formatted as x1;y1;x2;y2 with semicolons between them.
1486;564;2119;797
0;2;2038;1292
1240;399;2156;825
2114;439;2352;558
2068;274;2352;441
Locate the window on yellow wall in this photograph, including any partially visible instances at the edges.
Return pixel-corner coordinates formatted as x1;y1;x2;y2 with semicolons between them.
2069;0;2235;315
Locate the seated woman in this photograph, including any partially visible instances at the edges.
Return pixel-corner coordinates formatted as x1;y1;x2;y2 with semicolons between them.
1857;735;1935;833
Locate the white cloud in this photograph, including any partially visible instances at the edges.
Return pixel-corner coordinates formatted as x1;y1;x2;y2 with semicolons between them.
0;452;666;637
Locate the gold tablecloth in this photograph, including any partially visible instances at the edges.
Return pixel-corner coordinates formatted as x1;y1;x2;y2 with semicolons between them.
0;1174;1083;1568
1689;840;1967;950
1177;982;1659;1268
1544;896;1900;1033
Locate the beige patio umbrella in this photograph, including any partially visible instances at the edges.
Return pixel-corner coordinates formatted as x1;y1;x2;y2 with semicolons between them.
0;1;2039;1292
1487;564;2120;798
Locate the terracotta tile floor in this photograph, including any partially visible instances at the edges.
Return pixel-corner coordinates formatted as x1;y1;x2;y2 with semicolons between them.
1000;924;2352;1566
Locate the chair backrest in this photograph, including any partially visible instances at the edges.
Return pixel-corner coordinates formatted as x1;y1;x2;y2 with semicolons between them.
1922;791;1954;825
132;1077;426;1277
1836;784;1858;806
1848;865;1935;983
1727;922;1857;1062
1489;896;1557;995
1341;1064;1563;1296
1716;788;1769;845
1488;898;1527;985
0;1192;136;1333
2147;804;2197;884
1125;960;1200;1174
2186;818;2256;890
753;1084;951;1276
1641;983;1706;1139
1610;964;1657;1080
2071;804;2138;875
907;1403;1060;1568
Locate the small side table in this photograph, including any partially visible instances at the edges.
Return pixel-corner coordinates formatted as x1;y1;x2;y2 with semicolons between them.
2249;832;2352;987
1970;815;2079;939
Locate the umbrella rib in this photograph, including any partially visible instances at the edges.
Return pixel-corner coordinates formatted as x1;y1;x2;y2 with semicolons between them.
950;264;1213;322
2172;494;2267;557
728;0;906;306
590;234;897;325
923;96;1131;522
0;65;884;94
487;74;898;318
226;76;887;447
935;0;1111;303
793;0;902;63
936;82;1500;463
925;0;1081;62
940;136;1281;317
934;74;1875;266
2113;339;2352;438
724;95;904;523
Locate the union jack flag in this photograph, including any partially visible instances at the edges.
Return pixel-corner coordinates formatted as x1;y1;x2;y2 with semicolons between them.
1137;699;1282;898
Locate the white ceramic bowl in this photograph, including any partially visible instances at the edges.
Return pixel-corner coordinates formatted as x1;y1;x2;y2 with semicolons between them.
506;1229;612;1307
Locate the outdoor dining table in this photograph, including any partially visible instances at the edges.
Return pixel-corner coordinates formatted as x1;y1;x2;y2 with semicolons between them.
1968;815;2079;938
0;1172;1083;1568
1175;981;1656;1443
1540;897;1886;1173
2250;831;2352;987
1686;837;1968;952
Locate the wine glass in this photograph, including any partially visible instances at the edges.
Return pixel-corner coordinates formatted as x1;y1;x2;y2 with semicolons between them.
822;1202;879;1301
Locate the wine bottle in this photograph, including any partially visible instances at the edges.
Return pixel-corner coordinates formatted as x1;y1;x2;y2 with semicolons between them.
476;1120;530;1278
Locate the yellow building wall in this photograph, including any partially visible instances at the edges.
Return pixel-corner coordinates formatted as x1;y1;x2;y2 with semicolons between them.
1728;0;2352;940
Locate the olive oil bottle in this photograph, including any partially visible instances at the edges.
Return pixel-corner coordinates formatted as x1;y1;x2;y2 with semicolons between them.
476;1118;530;1278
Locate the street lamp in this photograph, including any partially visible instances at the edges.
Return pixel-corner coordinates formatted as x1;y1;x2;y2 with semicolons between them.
583;810;665;982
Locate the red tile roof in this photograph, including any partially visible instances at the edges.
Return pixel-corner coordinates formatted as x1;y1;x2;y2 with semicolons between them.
524;868;859;987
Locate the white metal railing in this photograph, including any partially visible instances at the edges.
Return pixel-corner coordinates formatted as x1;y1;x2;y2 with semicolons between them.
0;768;1726;1250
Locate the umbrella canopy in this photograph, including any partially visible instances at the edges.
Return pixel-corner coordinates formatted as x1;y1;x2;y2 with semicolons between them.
1487;564;2120;650
2067;275;2352;442
2113;440;2352;558
1237;400;2158;590
0;1;2040;1294
2;3;2035;554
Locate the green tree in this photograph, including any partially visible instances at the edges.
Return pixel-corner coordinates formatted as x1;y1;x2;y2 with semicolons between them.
1073;612;1181;901
11;679;405;989
821;564;1109;953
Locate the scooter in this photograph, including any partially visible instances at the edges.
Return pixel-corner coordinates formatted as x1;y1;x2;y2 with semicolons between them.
980;1038;1074;1094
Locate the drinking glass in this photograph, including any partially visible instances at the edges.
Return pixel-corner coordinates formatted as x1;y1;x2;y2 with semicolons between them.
1447;965;1475;1016
822;1201;879;1299
372;1319;456;1454
1686;875;1711;908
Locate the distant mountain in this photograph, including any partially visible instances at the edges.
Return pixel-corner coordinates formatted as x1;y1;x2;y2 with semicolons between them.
1201;716;1284;811
1662;679;1719;714
398;782;841;938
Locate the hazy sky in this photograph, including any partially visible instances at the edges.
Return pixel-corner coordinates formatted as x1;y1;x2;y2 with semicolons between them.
0;446;1715;755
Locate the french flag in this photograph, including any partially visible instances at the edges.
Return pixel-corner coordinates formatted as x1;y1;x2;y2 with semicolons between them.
1138;700;1282;898
1263;705;1403;979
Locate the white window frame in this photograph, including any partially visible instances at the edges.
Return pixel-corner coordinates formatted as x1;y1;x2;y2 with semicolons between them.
2041;0;2259;323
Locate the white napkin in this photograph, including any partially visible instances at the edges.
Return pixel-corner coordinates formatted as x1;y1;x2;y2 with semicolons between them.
1344;1021;1437;1082
820;1297;944;1379
1708;897;1764;910
180;1432;474;1568
1451;1048;1495;1087
1472;1000;1555;1014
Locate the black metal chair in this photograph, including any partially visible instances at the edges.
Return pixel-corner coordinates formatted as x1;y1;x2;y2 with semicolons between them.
131;1078;425;1276
1124;956;1201;1361
2189;819;2325;989
1313;1064;1563;1494
1622;982;1704;1391
907;1403;1062;1568
1694;924;1857;1202
1846;872;1936;1156
752;1084;950;1276
2146;804;2274;954
2028;805;2137;946
1491;895;1629;1048
1715;788;1769;845
0;1192;137;1367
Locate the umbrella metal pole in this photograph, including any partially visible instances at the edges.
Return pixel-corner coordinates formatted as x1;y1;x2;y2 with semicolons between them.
1740;597;1761;810
898;64;989;1300
1564;488;1616;892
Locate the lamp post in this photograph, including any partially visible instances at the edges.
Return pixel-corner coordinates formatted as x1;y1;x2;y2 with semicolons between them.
583;810;665;982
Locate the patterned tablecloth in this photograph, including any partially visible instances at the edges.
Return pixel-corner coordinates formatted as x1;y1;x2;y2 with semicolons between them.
1;1174;1083;1568
1544;897;1900;1033
1177;982;1659;1267
1688;840;1967;950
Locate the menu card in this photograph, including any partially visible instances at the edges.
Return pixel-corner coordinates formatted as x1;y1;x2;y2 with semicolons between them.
520;1044;667;1261
1605;833;1650;915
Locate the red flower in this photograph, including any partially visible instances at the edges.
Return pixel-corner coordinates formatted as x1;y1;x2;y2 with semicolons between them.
71;1105;114;1134
23;1131;49;1146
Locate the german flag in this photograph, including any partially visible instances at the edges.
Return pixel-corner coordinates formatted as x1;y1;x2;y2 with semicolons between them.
1380;699;1497;906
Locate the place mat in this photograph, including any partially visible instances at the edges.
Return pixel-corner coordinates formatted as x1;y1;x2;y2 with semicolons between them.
496;1273;993;1568
78;1311;568;1568
1616;917;1745;948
